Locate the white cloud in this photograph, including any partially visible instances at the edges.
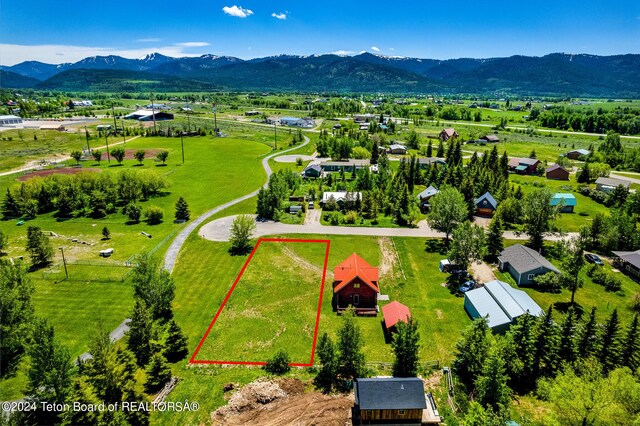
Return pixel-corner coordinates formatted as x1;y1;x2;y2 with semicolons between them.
136;38;161;43
222;5;253;18
389;47;395;51
271;12;287;20
174;41;210;47
371;46;380;52
331;50;356;56
0;43;204;66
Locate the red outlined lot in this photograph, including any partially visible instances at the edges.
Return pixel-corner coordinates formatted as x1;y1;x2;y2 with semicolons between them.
189;237;331;366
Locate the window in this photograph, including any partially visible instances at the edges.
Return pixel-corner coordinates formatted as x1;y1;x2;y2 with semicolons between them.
353;294;360;305
353;283;360;288
398;410;405;415
527;274;535;280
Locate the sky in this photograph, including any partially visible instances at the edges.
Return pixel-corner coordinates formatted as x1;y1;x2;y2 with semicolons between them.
1;0;639;65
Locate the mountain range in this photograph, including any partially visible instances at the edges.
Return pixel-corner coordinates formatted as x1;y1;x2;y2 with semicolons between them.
2;52;639;97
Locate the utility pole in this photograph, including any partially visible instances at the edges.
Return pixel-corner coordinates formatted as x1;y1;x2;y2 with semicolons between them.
59;247;68;279
212;103;217;136
274;122;277;150
105;132;111;163
84;126;90;152
181;133;185;164
150;93;157;136
187;103;191;133
111;103;118;132
121;117;126;143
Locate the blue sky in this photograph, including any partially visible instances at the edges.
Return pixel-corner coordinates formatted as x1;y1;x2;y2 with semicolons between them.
1;0;639;65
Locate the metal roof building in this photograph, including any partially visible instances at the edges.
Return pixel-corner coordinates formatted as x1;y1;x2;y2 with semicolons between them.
464;280;543;332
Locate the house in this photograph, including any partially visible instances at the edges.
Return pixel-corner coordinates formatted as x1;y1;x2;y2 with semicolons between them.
566;149;591;160
439;128;458;141
265;117;280;125
280;116;315;128
417;185;439;212
611;250;640;279
39;124;65;131
418;157;447;169
474;192;497;216
245;110;261;116
333;253;379;315
0;115;23;126
353;113;378;123
71;100;93;107
595;177;630;193
464;280;544;333
301;164;322;178
480;134;500;143
550;193;577;213
145;103;170;110
498;244;561;286
388;144;407;155
545;164;570;180
321;191;362;208
359;123;370;131
508;157;540;174
96;124;112;132
381;301;411;333
320;159;370;173
123;110;174;122
352;378;432;426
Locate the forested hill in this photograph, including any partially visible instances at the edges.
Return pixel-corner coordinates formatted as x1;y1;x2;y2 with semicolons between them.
3;52;639;96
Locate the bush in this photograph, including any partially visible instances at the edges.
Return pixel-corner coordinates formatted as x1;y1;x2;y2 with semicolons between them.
145;205;164;224
589;265;622;292
296;157;303;166
124;203;142;223
633;291;640;311
533;271;561;293
328;211;341;226
344;211;357;224
265;350;291;375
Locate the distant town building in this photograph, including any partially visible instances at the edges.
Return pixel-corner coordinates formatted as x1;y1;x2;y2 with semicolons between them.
0;115;23;126
566;149;591;160
123;110;174;122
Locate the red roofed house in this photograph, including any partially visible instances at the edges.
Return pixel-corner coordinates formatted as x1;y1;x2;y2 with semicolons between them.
333;253;379;315
382;301;411;333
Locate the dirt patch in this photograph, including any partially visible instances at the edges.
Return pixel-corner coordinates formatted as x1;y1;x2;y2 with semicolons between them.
17;167;101;181
212;378;351;426
281;245;324;276
470;261;497;284
378;237;398;279
435;309;443;319
422;370;443;392
122;148;162;160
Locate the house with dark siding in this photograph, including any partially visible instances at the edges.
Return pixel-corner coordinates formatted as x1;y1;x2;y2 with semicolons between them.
333;253;379;315
498;244;560;286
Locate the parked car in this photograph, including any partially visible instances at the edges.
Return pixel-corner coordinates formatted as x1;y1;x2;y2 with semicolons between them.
585;253;604;265
459;280;476;293
308;201;314;209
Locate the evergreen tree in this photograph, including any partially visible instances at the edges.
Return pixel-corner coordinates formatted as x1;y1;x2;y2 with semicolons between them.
62;376;102;425
126;299;154;367
577;163;591;183
558;308;578;365
486;215;504;260
337;308;366;382
174;196;190;221
265;349;291;375
599;309;622;373
2;187;21;218
499;151;509;178
505;313;537;392
533;306;560;379
25;225;54;267
453;318;490;388
391;317;421;377
164;320;188;362
436;140;445;157
621;314;639;372
426;140;433;157
371;140;379;164
578;307;600;360
102;226;110;240
314;332;338;393
475;345;511;414
144;353;172;393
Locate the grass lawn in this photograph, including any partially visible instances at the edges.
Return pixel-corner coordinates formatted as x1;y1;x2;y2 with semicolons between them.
192;240;328;364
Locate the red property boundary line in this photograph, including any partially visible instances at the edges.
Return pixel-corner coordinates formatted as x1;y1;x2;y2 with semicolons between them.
189;237;331;367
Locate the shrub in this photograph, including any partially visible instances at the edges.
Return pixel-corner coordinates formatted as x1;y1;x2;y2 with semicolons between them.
296;157;303;166
633;291;640;311
344;211;357;224
329;211;341;226
265;350;291;375
533;272;561;293
124;203;142;223
145;205;164;224
589;266;622;292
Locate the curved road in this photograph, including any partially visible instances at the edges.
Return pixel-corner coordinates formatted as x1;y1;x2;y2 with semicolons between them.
163;135;310;272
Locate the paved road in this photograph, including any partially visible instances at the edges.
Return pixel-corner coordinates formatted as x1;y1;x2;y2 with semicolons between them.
163;135;310;272
610;172;640;186
200;214;577;242
76;318;132;363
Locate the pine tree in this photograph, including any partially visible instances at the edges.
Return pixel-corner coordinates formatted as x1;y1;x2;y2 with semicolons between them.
426;140;433;157
25;226;54;267
101;226;110;240
337;307;366;382
62;376;102;425
2;188;21;218
578;307;600;360
621;314;639;372
486;215;504;261
164;320;188;362
126;299;153;367
144;353;171;393
475;345;511;414
558;308;578;365
391;317;421;377
371;140;379;164
436;140;445;157
533;306;560;379
599;309;622;373
577;163;591;183
500;151;509;178
314;333;338;393
506;313;537;392
453;318;490;388
174;196;190;221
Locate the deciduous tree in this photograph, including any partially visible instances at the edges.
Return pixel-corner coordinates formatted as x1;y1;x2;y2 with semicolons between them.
426;187;468;244
229;214;256;255
25;225;54;267
391;317;421;377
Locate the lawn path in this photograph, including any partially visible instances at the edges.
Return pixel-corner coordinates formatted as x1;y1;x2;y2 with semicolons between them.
163;135;310;272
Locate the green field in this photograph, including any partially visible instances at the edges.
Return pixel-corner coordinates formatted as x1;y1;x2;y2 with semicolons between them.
192;240;328;364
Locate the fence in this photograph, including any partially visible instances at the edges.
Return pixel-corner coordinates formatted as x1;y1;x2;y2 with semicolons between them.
42;259;136;283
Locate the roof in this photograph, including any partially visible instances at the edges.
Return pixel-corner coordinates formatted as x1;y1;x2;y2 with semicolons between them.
281;116;304;121
595;177;630;188
465;280;544;329
441;128;456;136
551;193;577;207
518;158;540;166
515;165;529;171
389;144;406;150
498;244;561;275
321;192;362;203
481;134;499;142
418;157;447;165
546;164;569;174
612;250;640;268
417;185;439;200
333;253;379;293
475;191;497;209
382;301;411;329
0;115;21;120
321;159;370;167
355;378;427;410
304;164;322;173
568;149;591;155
